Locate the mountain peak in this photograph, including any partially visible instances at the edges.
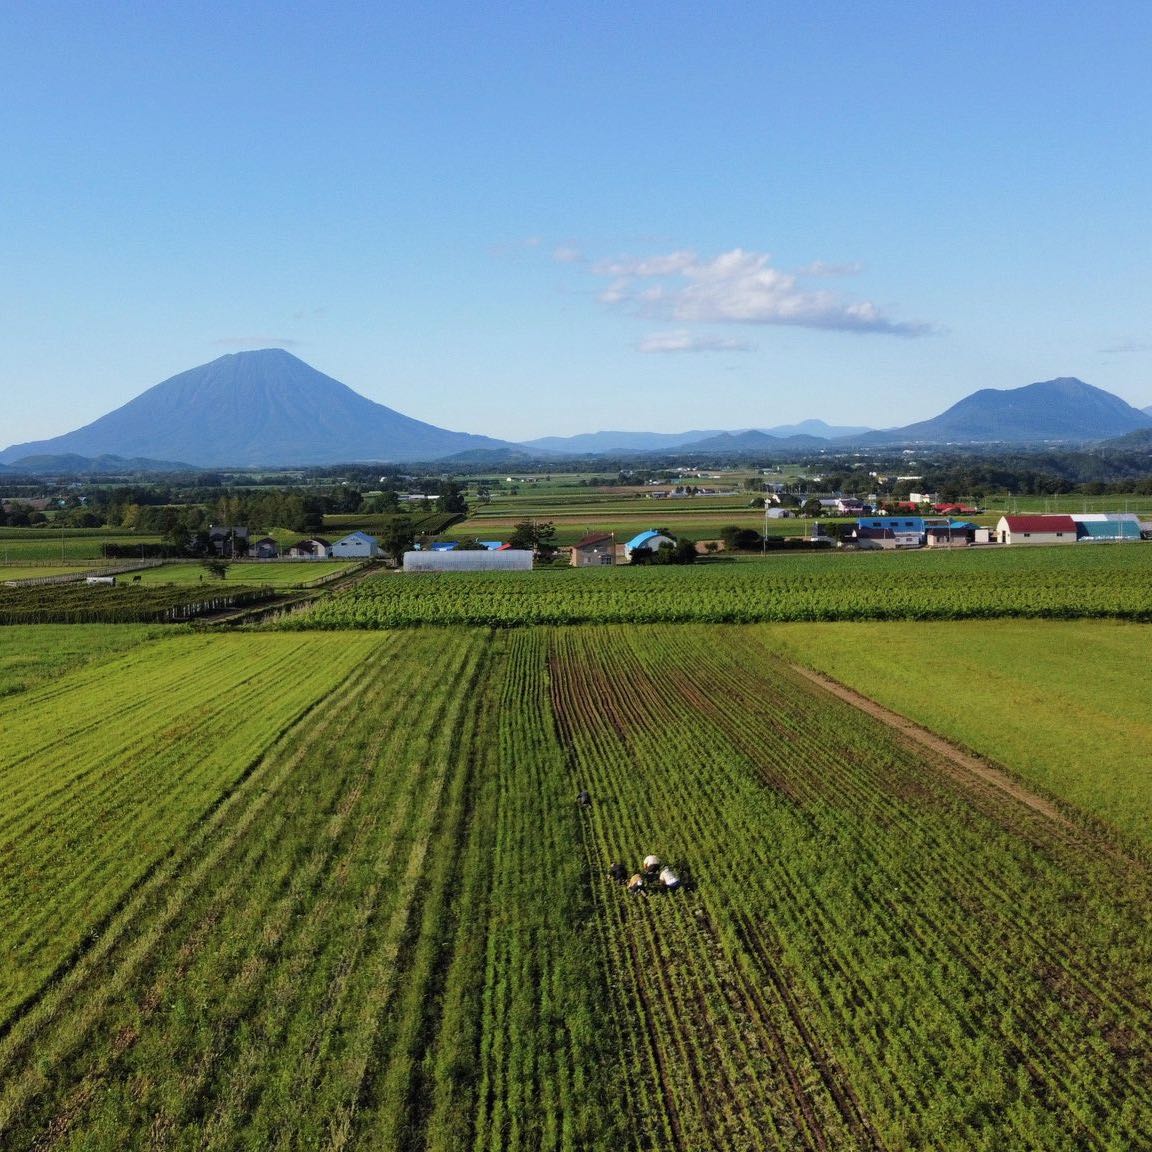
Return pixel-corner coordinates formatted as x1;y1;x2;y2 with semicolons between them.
860;376;1152;444
0;352;516;466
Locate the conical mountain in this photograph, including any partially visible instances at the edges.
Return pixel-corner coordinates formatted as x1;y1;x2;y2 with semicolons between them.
857;377;1152;444
0;349;517;466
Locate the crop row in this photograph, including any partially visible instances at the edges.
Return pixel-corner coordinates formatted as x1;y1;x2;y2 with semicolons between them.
3;626;1150;1148
0;630;632;1151
0;582;277;623
283;545;1152;628
545;625;1152;1150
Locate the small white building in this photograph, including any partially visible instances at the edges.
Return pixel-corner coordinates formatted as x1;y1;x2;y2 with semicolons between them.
995;515;1077;545
287;538;332;559
332;530;379;559
403;549;534;572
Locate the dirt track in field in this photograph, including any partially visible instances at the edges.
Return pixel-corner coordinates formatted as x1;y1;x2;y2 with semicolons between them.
788;664;1070;827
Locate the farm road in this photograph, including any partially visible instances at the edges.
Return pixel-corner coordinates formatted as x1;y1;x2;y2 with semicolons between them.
789;664;1069;827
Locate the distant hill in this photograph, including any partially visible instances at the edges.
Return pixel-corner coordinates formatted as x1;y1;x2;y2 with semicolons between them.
760;419;872;439
0;349;520;467
854;378;1152;444
1101;425;1152;450
5;453;197;474
668;430;825;454
521;430;726;454
521;420;870;455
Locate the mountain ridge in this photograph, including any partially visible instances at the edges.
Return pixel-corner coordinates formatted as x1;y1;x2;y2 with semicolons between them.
850;377;1152;444
0;349;519;466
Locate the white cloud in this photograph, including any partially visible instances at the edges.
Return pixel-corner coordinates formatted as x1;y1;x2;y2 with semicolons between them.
638;331;754;354
552;245;583;264
796;259;864;277
591;247;931;336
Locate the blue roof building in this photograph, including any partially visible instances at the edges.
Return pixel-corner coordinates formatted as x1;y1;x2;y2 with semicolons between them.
624;529;676;556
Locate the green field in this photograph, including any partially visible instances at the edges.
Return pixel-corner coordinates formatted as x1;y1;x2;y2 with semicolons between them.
0;530;163;562
757;619;1152;849
131;560;359;586
0;581;278;624
0;624;170;698
283;543;1152;629
0;566;92;581
1;626;1150;1149
457;492;774;545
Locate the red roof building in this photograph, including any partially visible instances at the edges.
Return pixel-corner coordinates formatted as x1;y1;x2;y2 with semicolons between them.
996;515;1077;545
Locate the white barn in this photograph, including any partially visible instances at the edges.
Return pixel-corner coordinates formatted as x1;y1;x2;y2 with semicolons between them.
332;531;379;559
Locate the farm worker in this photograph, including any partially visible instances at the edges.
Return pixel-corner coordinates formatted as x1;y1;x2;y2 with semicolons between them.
627;873;645;894
643;854;661;875
577;789;591;807
659;866;680;890
607;862;628;883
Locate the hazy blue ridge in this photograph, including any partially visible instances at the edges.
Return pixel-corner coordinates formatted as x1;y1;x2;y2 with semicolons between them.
847;378;1152;444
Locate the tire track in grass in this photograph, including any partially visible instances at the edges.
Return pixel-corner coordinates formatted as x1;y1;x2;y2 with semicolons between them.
646;632;1144;1147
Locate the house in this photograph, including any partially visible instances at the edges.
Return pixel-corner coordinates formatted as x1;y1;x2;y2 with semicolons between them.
332;530;379;559
251;536;280;559
570;532;616;567
624;529;676;558
925;521;976;547
995;515;1077;545
855;516;924;549
1070;513;1142;542
207;525;250;557
287;537;332;559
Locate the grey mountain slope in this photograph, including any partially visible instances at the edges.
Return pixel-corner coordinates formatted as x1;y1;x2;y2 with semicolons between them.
521;430;726;453
523;420;870;454
0;349;518;467
6;453;196;474
851;378;1152;444
671;430;825;453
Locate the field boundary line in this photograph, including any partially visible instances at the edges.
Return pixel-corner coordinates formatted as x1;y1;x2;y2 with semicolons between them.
787;663;1069;826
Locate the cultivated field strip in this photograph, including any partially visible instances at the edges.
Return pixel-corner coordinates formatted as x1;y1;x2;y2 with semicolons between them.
0;631;494;1149
0;629;634;1151
285;545;1152;629
547;626;1152;1151
0;635;380;1021
3;625;1151;1149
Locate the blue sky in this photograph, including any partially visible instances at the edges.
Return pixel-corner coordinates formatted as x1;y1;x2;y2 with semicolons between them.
3;1;1150;445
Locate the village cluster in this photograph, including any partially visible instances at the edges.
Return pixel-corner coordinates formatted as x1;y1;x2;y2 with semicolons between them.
191;510;1152;578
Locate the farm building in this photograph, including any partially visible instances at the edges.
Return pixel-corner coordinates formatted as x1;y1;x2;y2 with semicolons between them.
332;531;379;559
854;517;924;549
1070;514;1142;542
251;536;280;559
403;549;534;572
924;521;977;547
287;538;332;559
571;533;616;567
995;515;1077;545
624;529;676;558
208;525;250;557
